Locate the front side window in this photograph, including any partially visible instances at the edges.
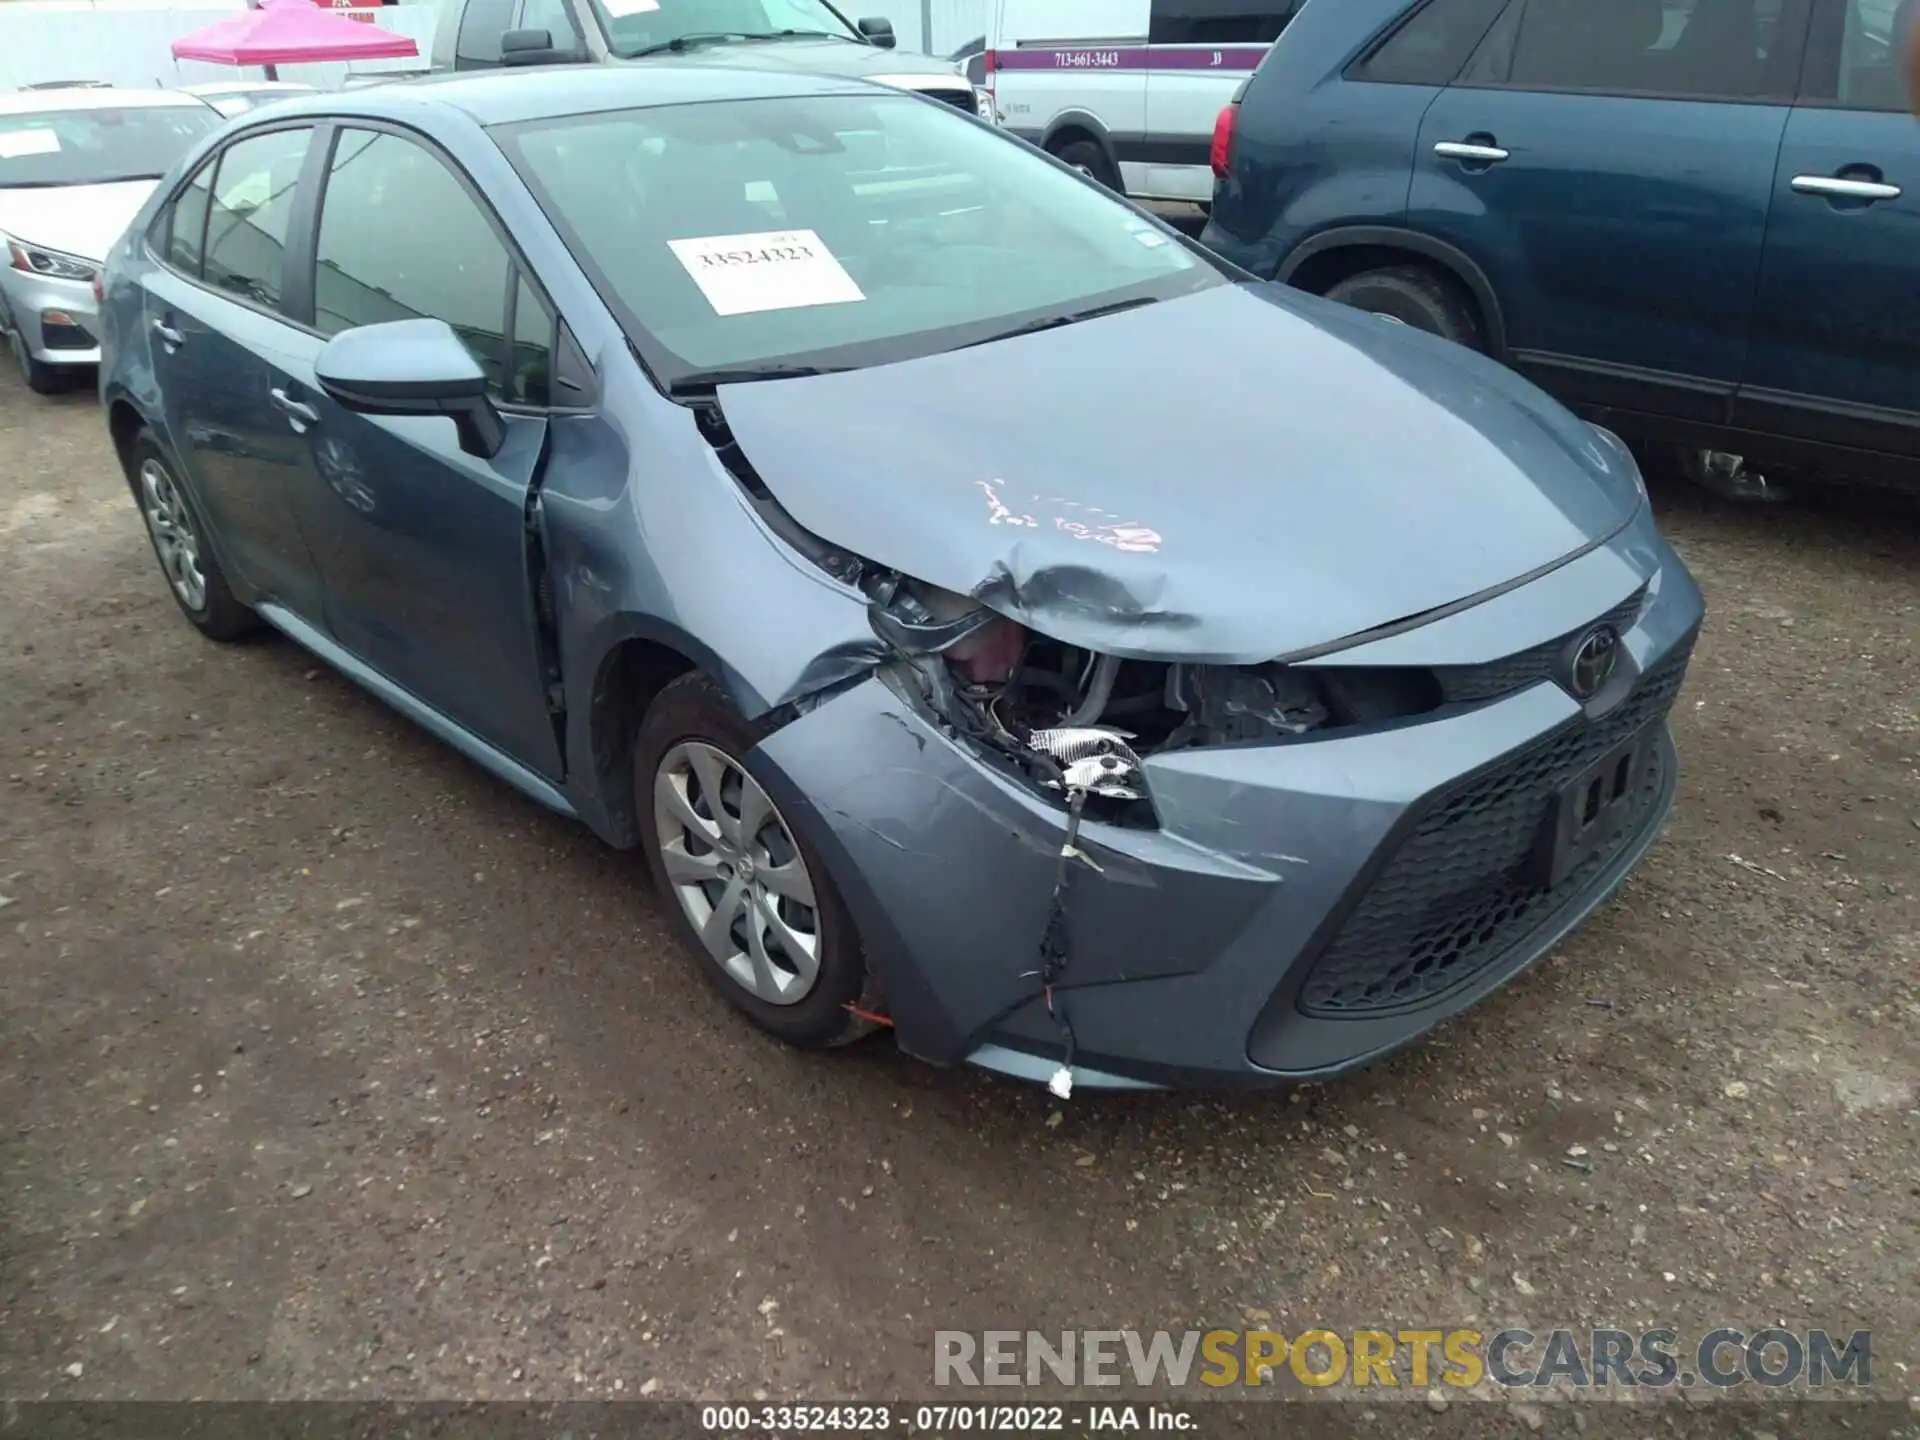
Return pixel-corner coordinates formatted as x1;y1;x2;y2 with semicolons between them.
494;93;1220;386
456;0;516;66
592;0;861;59
161;158;216;277
519;0;581;42
203;126;313;309
314;128;546;401
1481;0;1800;101
1350;0;1514;85
1148;0;1304;46
0;105;220;189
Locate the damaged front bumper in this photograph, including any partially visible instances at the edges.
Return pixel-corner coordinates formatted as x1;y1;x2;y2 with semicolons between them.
749;529;1704;1091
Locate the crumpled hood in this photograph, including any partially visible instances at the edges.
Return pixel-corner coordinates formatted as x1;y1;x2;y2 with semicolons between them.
717;282;1644;664
0;179;157;264
620;36;968;87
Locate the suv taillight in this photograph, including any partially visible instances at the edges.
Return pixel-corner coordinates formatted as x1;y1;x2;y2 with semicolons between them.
1209;102;1239;178
982;48;996;93
92;271;105;304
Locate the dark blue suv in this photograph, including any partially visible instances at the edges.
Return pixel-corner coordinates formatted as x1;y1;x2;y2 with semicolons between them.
1202;0;1920;494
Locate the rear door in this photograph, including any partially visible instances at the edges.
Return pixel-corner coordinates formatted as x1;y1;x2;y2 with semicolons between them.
992;0;1151;183
1140;0;1303;202
140;123;329;622
1735;0;1920;470
270;124;565;779
1409;0;1812;419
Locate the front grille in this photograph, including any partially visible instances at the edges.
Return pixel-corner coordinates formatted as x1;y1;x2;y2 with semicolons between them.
926;87;978;113
1297;637;1694;1017
1431;586;1647;706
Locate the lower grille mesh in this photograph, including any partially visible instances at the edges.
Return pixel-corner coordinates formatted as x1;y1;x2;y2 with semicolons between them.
1297;638;1694;1017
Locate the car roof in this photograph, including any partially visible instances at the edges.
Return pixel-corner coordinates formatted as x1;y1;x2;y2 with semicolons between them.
255;63;878;129
0;86;214;117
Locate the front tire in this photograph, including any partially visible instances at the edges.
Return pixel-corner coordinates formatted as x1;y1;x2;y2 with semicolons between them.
9;325;62;395
127;432;259;640
636;673;877;1049
1324;265;1483;350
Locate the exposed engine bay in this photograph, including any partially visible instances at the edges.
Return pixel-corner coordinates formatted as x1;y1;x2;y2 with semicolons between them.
866;574;1442;814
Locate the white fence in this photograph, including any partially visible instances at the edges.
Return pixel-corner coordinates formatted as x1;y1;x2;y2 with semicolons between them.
0;0;986;91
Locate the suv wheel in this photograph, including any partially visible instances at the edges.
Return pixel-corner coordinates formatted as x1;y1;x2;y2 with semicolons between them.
1325;265;1483;351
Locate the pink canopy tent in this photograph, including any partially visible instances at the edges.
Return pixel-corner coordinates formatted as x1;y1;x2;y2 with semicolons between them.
171;0;418;78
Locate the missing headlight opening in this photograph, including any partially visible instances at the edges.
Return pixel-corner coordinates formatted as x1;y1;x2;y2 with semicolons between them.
865;573;1445;815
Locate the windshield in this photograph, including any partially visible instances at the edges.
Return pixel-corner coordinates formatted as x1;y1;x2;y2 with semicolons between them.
495;94;1222;386
0;105;220;189
593;0;862;57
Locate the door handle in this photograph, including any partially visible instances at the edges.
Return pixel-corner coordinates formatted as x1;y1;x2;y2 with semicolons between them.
1435;140;1510;163
1791;174;1900;201
269;387;320;429
152;319;184;348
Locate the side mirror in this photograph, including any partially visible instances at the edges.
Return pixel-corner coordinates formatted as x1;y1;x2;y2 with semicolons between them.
500;27;580;65
315;318;506;459
856;15;895;47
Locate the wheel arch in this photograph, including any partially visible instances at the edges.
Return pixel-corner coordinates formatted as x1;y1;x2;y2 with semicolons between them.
1279;226;1509;360
1039;110;1122;174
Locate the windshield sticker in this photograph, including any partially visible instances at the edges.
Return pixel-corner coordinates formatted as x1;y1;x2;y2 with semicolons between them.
668;229;865;317
1132;229;1170;248
0;129;62;159
600;0;659;16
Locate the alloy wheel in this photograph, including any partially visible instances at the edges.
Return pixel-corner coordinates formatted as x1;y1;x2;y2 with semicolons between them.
138;458;208;611
653;740;821;1006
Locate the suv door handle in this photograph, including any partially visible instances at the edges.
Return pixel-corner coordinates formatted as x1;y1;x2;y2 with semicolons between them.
1435;140;1510;163
269;387;320;429
1791;174;1900;202
152;319;184;348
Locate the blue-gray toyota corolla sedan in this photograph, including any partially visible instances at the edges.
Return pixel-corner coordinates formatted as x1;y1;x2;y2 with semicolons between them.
98;65;1704;1092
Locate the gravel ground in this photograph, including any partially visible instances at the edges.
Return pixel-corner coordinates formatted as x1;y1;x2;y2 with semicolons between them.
1;360;1917;1431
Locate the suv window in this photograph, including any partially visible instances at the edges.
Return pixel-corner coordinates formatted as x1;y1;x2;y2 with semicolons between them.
518;0;580;43
1148;0;1304;45
456;0;515;66
161;157;216;277
203;127;312;309
1351;0;1514;85
1473;0;1801;101
314;128;553;403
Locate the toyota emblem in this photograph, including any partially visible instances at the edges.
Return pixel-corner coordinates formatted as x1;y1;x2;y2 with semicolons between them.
1567;625;1621;699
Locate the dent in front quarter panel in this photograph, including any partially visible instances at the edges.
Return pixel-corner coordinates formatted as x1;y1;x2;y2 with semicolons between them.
540;356;887;832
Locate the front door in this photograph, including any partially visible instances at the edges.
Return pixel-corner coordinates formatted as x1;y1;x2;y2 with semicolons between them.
140;125;328;621
1409;0;1811;421
276;125;565;780
1736;0;1920;467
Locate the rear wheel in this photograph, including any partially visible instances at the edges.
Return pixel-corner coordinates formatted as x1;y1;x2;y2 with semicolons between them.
127;433;259;640
637;673;879;1049
1051;137;1121;192
1324;265;1483;350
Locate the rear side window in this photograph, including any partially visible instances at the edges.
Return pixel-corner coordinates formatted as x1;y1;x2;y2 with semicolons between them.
1473;0;1806;102
1798;0;1911;110
1148;0;1304;45
456;0;515;66
202;127;313;310
161;159;215;277
1350;0;1514;85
